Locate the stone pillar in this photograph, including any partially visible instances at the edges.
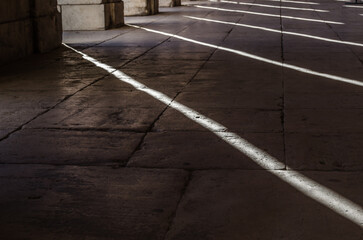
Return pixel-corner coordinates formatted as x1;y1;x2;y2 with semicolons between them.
0;0;62;65
58;0;124;31
32;0;63;53
123;0;158;16
159;0;181;7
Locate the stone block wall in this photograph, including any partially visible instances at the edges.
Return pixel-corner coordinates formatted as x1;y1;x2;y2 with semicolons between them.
159;0;181;7
124;0;158;16
58;0;124;31
0;0;62;65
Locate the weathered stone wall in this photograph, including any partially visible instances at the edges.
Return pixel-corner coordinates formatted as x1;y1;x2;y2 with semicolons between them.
124;0;158;16
0;0;62;65
159;0;181;7
58;0;124;31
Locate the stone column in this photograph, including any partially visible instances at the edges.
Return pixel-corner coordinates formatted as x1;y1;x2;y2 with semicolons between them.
0;0;62;65
58;0;124;31
159;0;181;7
123;0;158;16
32;0;63;53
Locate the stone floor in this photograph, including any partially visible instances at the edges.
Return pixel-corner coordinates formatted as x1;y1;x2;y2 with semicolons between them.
1;0;363;239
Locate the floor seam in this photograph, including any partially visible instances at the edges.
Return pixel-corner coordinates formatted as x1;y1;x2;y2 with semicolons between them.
123;9;218;167
161;171;192;240
279;0;287;170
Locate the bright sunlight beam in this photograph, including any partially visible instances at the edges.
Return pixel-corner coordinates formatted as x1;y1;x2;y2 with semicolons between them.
268;0;319;5
195;5;344;24
63;43;363;228
184;15;363;47
209;0;329;12
126;24;363;87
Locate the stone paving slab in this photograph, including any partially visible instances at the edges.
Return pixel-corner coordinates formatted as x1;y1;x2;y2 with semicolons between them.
143;40;214;60
0;108;46;129
165;170;363;240
0;91;67;109
154;108;282;132
82;46;151;68
0;129;143;165
283;69;363;93
90;75;188;95
128;131;284;169
55;89;167;109
0;129;14;139
285;109;363;133
0;51;106;93
27;107;163;132
63;28;128;47
184;77;283;93
0;165;188;240
98;29;168;47
174;91;282;109
285;92;363;109
286;133;363;171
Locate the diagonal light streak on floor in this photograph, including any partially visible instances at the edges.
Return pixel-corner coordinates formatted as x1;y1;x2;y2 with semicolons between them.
195;5;344;24
184;15;363;47
344;5;363;8
267;0;320;5
127;24;363;87
209;0;329;12
63;43;363;228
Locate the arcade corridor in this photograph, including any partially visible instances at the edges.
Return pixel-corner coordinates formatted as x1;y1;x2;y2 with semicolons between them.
0;0;363;239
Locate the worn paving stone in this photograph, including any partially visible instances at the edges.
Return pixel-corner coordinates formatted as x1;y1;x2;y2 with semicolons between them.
0;129;143;165
0;91;67;109
0;108;46;128
27;107;164;132
285;92;363;109
285;109;363;133
0;128;14;139
128;131;284;169
82;46;150;68
165;170;363;240
285;133;363;171
55;89;167;109
0;165;188;240
90;75;187;96
174;91;282;109
283;69;363;93
154;108;282;132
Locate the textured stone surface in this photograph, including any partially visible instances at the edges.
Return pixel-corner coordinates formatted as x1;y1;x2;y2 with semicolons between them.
1;0;363;238
123;0;158;16
60;2;124;31
0;129;143;165
0;0;30;23
0;19;34;65
165;170;363;240
159;0;181;7
0;0;62;64
128;132;284;169
0;166;188;240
